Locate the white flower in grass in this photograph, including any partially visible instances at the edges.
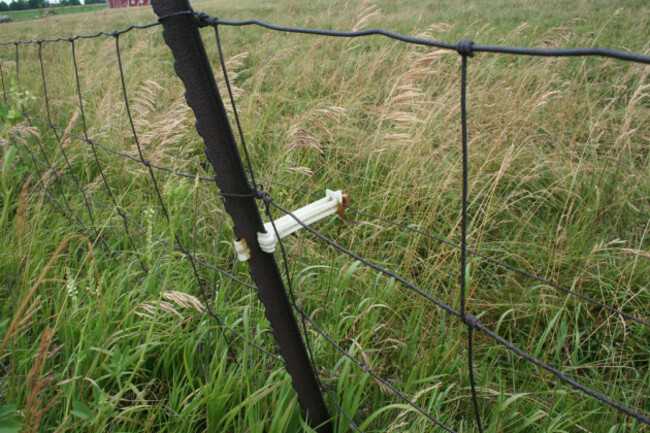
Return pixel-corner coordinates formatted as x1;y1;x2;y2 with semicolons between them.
66;268;79;305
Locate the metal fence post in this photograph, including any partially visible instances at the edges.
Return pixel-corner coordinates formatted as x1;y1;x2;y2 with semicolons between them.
150;1;332;431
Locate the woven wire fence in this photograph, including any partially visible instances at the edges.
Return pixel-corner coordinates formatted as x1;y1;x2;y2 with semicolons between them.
1;9;649;432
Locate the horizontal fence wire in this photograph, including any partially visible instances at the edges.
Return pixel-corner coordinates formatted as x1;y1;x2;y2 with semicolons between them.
194;14;650;64
2;8;649;431
157;151;650;329
143;149;650;330
23;114;216;182
0;22;160;45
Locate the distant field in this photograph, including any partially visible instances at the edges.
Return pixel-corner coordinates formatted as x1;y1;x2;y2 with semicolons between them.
1;0;648;432
2;4;107;21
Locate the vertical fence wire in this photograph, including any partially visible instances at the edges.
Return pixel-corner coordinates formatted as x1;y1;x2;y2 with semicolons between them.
457;41;485;433
266;201;365;432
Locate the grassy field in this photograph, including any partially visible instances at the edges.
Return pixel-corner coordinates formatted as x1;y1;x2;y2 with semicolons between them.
0;0;649;431
1;4;107;22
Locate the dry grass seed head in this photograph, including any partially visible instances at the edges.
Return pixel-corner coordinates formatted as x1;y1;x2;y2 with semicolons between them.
58;108;80;152
286;105;347;154
351;0;381;33
287;125;322;153
133;96;192;169
136;290;205;319
415;23;452;39
23;328;62;433
131;79;164;118
162;290;205;313
215;52;249;113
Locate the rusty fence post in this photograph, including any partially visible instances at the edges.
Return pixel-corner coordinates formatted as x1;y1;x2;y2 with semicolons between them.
150;0;332;431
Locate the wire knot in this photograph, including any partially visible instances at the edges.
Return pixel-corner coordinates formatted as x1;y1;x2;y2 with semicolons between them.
463;313;479;328
457;39;475;57
194;12;213;28
142;159;152;167
255;189;273;204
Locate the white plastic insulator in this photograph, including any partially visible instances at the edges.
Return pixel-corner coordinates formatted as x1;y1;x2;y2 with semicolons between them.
257;189;345;253
233;237;251;261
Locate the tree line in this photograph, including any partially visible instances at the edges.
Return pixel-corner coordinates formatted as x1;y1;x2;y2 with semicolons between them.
0;0;107;12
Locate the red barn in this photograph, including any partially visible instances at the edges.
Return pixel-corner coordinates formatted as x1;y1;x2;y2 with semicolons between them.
108;0;150;8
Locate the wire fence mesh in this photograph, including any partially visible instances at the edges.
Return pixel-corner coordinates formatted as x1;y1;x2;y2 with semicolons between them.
1;8;649;431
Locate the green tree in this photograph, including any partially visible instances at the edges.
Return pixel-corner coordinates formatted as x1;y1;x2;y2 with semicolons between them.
8;1;24;11
27;0;45;9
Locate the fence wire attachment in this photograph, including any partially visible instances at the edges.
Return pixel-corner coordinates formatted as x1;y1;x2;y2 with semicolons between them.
457;39;475;57
233;237;251;261
257;189;349;254
194;11;212;28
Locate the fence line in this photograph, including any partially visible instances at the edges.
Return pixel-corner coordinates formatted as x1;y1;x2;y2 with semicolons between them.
1;4;649;431
195;15;650;64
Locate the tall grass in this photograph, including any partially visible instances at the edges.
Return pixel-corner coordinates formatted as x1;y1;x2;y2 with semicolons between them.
1;0;648;431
